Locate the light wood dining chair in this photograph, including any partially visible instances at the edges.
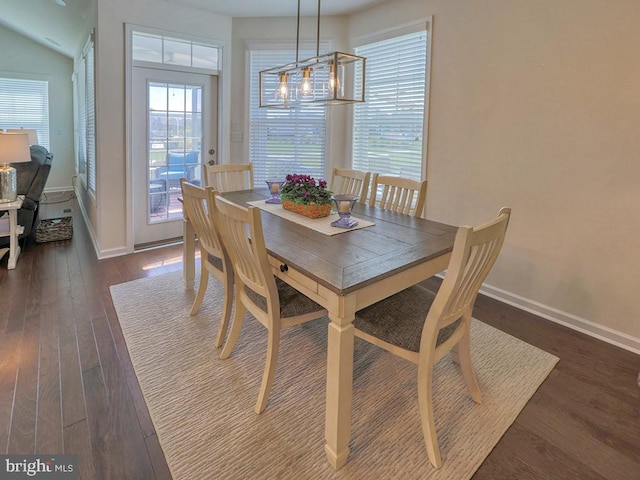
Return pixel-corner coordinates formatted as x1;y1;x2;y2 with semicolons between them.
353;207;511;468
369;173;428;217
205;163;254;192
213;195;328;414
179;179;234;348
330;167;371;204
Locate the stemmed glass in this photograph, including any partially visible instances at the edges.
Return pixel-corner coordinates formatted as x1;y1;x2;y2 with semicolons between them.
331;194;359;228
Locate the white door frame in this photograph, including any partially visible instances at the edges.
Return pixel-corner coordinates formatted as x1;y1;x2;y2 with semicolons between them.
124;23;228;253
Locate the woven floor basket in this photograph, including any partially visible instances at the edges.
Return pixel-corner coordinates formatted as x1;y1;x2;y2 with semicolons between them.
35;217;74;243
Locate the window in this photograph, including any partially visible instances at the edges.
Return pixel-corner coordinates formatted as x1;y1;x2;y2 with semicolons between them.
74;33;96;192
132;31;220;71
249;48;326;183
0;77;49;149
352;26;430;182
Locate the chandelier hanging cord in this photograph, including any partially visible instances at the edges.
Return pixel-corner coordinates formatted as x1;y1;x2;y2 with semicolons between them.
295;0;301;65
316;0;321;57
295;0;322;64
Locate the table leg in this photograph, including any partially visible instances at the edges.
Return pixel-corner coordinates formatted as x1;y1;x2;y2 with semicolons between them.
325;309;355;470
183;215;195;289
8;209;20;270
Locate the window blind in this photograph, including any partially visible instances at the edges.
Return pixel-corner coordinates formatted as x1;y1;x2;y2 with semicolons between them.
74;34;96;193
249;49;327;184
352;30;428;182
0;78;50;149
86;39;96;192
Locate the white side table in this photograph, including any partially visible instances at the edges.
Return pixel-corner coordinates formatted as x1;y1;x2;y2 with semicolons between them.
0;195;25;269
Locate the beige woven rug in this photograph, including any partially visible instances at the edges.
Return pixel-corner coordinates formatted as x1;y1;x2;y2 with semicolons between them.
110;271;558;480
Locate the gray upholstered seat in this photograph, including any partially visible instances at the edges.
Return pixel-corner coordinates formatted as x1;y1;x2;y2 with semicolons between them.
246;278;324;318
354;285;460;353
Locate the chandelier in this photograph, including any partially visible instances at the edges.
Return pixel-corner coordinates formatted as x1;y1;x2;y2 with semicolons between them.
259;0;366;109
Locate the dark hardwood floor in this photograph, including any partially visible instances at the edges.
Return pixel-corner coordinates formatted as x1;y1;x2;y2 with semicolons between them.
1;197;638;479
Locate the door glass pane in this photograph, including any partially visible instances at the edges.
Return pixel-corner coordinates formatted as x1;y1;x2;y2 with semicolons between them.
147;81;203;223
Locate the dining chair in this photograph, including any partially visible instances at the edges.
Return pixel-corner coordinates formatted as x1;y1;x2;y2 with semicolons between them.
179;179;233;348
205;163;254;192
213;195;328;414
369;173;428;217
330;167;371;204
353;207;511;468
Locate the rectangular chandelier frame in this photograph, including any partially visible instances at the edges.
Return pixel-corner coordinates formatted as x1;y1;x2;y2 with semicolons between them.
260;51;365;109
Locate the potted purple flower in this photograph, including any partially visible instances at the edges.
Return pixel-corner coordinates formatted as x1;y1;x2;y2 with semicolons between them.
280;174;333;219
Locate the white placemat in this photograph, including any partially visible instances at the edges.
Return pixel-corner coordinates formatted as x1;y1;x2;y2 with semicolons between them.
247;200;375;236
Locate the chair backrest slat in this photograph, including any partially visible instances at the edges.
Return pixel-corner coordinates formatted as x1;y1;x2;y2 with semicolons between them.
206;163;254;192
180;179;224;258
369;173;427;217
331;167;371;204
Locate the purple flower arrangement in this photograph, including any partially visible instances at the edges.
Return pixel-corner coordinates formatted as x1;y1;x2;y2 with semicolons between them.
280;174;333;205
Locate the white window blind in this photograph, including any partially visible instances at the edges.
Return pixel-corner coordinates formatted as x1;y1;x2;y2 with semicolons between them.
352;30;428;182
74;34;96;192
249;49;326;184
86;39;96;192
0;78;50;149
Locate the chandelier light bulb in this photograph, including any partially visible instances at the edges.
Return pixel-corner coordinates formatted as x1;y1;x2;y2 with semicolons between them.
301;67;313;95
277;72;289;100
328;62;340;94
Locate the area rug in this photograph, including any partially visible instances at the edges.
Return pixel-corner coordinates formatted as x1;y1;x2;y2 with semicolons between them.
110;271;558;480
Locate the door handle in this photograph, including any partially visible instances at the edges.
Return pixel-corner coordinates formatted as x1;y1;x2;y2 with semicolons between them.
207;148;216;165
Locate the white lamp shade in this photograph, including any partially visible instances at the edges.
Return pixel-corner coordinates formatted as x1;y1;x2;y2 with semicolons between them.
0;133;32;164
6;128;38;145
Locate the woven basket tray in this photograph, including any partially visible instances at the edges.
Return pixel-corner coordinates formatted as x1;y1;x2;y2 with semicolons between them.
281;199;332;219
35;217;73;243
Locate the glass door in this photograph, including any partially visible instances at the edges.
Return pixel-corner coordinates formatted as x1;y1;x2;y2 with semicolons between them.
132;67;217;246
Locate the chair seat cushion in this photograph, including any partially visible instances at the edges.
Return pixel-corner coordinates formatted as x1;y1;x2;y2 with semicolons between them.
206;253;224;272
354;285;459;353
246;278;325;318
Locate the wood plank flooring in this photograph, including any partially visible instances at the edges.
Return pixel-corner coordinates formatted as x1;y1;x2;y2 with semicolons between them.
0;197;638;479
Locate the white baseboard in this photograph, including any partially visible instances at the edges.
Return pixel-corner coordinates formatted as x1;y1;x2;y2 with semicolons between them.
44;186;74;194
480;282;640;356
98;246;130;259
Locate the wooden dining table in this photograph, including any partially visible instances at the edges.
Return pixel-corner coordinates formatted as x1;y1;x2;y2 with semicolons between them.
182;187;458;469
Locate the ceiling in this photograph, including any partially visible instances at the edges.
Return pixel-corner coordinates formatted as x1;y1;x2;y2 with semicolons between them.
0;0;389;58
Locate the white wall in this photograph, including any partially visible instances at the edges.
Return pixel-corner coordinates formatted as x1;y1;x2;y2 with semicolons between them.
0;24;75;192
350;0;640;351
92;0;232;256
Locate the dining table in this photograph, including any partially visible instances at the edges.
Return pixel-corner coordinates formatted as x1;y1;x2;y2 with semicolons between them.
182;187;458;469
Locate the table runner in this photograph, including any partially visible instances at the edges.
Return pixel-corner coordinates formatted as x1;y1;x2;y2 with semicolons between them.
247;200;375;236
